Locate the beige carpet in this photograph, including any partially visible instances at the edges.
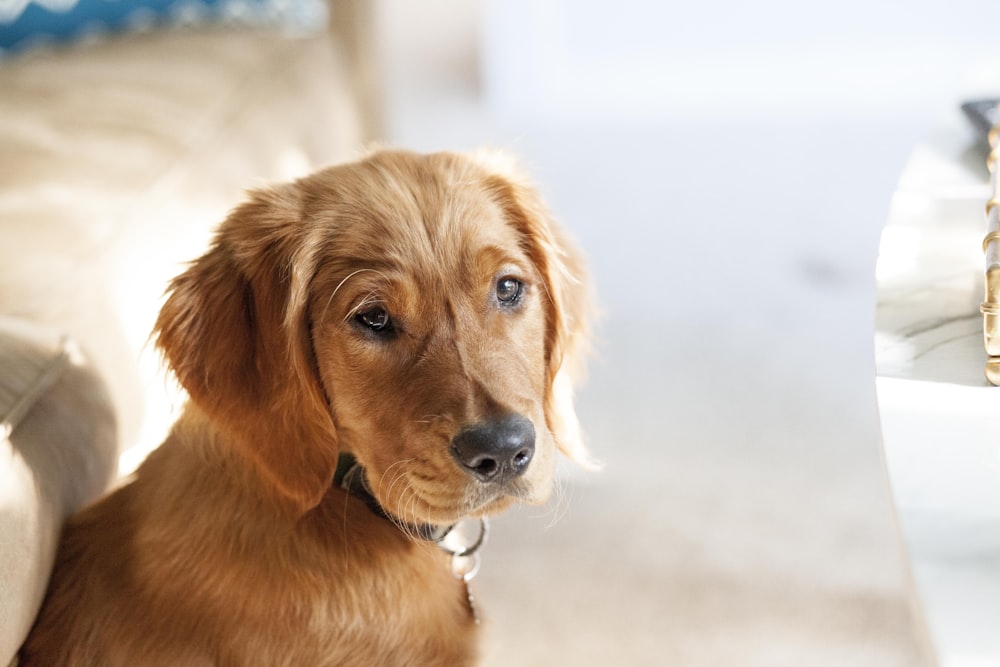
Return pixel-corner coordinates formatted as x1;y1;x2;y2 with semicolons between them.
463;123;933;666
476;325;929;666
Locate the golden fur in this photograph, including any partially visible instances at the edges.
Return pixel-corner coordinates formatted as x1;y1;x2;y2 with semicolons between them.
20;150;591;666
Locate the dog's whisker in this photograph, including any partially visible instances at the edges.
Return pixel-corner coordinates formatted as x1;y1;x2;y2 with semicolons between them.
413;414;451;423
377;458;414;490
331;268;385;300
546;474;572;529
343;291;385;324
379;460;415;505
409;417;438;426
393;484;421;542
404;486;421;538
320;268;390;323
374;460;434;543
378;462;407;489
319;270;366;323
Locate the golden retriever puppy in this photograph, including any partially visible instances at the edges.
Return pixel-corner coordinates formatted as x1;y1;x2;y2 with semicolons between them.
20;149;591;666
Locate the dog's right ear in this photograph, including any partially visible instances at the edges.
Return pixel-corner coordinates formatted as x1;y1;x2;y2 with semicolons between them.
471;152;598;470
154;185;338;515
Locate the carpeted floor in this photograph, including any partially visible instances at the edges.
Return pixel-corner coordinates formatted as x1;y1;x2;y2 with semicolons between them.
456;122;935;666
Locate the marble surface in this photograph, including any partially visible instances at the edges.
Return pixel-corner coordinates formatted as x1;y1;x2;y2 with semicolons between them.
875;109;1000;666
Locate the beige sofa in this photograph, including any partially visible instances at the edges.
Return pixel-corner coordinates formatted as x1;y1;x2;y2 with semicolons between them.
0;3;375;661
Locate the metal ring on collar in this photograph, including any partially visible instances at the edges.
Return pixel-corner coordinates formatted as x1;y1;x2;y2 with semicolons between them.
437;517;489;558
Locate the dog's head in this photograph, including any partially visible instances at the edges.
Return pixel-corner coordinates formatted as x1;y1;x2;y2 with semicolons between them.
155;150;592;522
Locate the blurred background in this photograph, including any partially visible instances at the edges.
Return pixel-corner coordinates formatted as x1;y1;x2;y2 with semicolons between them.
5;0;1000;664
365;1;1000;664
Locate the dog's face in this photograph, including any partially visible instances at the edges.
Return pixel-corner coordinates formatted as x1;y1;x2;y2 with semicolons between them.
155;150;591;522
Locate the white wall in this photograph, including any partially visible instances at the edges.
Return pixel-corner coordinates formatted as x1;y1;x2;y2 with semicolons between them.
481;0;1000;123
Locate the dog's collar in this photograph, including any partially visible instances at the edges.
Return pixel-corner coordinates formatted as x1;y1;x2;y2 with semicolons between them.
334;452;454;541
334;453;489;557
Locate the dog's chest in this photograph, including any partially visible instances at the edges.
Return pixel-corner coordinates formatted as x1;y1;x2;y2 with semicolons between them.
289;511;482;664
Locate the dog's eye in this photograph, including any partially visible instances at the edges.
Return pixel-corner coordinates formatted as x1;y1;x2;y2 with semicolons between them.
355;307;393;333
496;277;523;306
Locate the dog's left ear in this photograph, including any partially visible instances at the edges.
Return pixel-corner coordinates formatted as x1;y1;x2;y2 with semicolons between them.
477;155;597;468
154;184;338;514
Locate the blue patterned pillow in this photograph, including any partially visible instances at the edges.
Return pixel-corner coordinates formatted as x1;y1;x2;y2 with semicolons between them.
0;0;327;57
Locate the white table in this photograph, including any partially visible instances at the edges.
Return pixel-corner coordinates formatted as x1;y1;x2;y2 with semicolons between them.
876;109;1000;666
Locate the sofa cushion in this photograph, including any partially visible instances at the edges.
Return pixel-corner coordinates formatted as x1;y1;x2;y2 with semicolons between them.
0;24;364;664
0;0;327;56
0;26;362;466
0;317;117;666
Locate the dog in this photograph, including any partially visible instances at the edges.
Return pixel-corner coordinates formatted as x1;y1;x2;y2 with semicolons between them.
20;149;592;666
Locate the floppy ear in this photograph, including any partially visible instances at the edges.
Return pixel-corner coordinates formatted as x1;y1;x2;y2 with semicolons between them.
478;156;597;468
154;184;338;513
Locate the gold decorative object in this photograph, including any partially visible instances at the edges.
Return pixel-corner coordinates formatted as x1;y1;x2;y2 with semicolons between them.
982;125;1000;384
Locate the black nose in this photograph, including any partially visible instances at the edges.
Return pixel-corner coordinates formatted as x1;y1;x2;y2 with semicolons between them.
451;415;535;483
